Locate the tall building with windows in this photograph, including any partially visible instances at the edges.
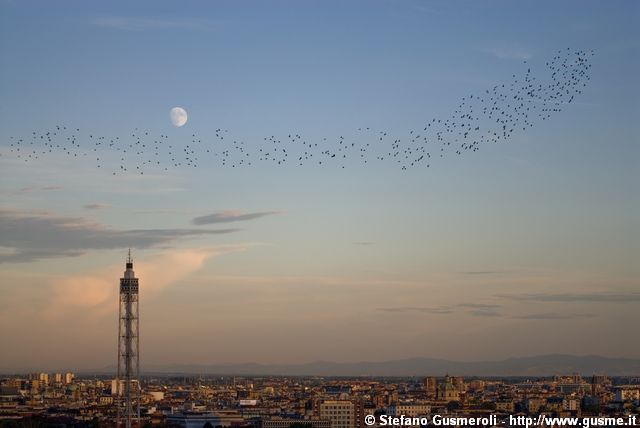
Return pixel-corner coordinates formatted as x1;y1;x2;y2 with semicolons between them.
318;400;355;428
38;373;49;386
423;377;437;398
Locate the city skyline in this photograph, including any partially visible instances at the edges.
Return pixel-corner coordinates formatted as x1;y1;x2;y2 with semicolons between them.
2;371;637;427
1;1;639;373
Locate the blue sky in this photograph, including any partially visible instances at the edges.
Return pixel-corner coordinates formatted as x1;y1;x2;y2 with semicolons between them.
0;0;638;371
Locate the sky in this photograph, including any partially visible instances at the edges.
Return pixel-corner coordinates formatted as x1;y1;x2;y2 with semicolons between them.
0;0;639;372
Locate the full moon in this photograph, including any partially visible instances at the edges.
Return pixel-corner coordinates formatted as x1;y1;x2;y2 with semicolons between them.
170;107;188;127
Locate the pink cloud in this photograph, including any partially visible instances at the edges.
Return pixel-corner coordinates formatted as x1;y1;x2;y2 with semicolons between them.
42;246;247;321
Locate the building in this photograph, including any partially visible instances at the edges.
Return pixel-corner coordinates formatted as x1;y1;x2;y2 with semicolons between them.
165;412;221;428
324;386;352;396
451;377;465;393
591;375;608;384
495;399;515;413
100;395;115;405
0;386;21;403
352;397;365;428
591;375;609;396
526;397;545;413
387;402;431;417
467;380;485;392
262;417;332;428
149;391;165;401
546;397;564;412
38;373;49;386
563;397;580;412
318;400;355;428
112;379;140;396
423;378;437;398
556;383;589;394
615;386;640;402
436;376;459;402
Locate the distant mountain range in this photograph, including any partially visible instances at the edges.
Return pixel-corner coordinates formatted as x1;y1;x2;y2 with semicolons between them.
101;354;640;377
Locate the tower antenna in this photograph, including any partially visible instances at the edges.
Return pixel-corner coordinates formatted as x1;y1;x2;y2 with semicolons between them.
116;251;140;428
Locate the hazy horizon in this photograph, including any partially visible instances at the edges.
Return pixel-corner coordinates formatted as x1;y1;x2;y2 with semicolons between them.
4;353;640;376
1;1;638;372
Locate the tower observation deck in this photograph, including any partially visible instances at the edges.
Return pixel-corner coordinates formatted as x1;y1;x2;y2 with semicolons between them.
116;250;140;428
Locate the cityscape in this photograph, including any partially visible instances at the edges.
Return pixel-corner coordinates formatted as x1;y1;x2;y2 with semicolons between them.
1;1;638;427
1;257;638;427
1;370;639;427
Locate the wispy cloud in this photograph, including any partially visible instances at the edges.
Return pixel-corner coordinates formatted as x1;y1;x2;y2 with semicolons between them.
93;17;214;32
83;203;110;210
470;309;501;317
192;210;281;225
378;300;605;320
379;303;502;317
497;292;640;303
0;210;240;263
464;271;508;275
134;209;195;215
378;306;454;315
13;185;63;195
458;303;501;309
458;303;502;317
378;303;501;317
512;313;596;320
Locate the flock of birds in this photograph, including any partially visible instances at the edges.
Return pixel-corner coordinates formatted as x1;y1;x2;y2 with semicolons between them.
2;49;593;175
